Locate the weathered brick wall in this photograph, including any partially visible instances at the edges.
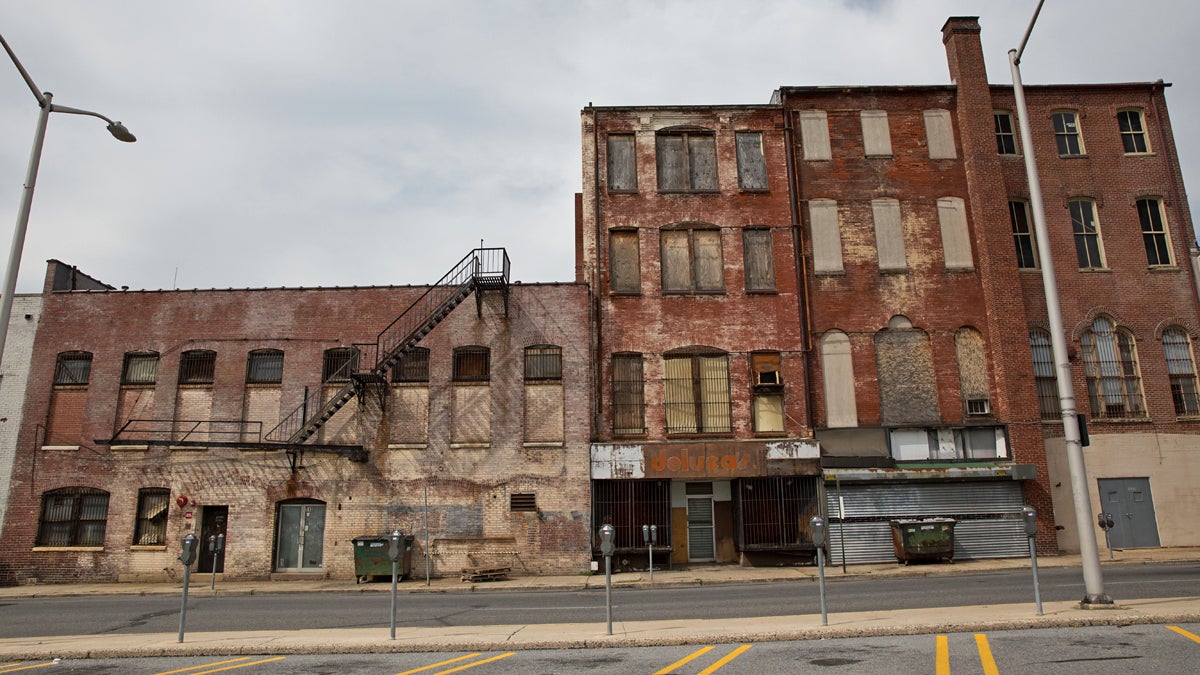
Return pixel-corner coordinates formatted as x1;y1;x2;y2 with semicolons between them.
0;278;592;584
0;296;43;541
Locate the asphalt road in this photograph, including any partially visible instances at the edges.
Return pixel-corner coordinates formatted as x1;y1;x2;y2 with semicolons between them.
0;562;1197;638
8;624;1200;674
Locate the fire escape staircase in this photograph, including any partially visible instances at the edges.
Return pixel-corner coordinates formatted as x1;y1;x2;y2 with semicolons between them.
262;248;509;465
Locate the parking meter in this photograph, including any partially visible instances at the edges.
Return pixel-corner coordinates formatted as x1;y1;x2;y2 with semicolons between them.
599;524;615;556
1099;513;1115;530
208;533;226;590
388;530;402;563
810;516;826;548
179;533;198;566
1022;506;1038;537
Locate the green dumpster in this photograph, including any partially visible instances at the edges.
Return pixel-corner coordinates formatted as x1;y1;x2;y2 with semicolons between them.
352;534;415;583
889;519;955;564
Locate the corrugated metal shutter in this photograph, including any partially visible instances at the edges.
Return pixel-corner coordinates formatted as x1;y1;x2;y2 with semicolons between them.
825;481;1027;565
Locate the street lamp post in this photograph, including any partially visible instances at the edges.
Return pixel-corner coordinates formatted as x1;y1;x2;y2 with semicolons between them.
1008;0;1111;606
0;32;135;373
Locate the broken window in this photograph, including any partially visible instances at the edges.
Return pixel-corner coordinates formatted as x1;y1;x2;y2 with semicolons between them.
751;351;784;433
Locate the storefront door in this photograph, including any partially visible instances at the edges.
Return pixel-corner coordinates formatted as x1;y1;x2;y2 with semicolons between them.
196;505;227;574
275;501;325;572
686;482;715;562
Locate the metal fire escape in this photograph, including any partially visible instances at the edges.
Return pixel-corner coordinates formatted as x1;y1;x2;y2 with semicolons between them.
100;248;509;469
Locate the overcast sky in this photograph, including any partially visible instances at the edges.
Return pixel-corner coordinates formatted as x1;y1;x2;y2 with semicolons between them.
1;1;1197;293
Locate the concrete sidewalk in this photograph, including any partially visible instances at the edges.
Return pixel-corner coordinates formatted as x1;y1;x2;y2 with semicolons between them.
1;547;1198;659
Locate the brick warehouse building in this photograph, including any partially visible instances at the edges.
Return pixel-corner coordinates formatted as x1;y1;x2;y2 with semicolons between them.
0;252;593;584
580;16;1199;567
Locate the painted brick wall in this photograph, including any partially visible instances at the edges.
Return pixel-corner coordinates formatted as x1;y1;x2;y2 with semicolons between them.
0;295;42;541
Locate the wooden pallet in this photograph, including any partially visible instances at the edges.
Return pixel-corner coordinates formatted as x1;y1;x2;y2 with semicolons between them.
460;566;510;582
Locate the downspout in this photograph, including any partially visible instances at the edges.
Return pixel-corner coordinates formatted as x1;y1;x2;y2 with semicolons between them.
589;106;605;447
783;101;815;435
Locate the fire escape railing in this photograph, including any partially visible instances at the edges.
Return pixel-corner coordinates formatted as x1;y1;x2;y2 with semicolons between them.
263;248;509;446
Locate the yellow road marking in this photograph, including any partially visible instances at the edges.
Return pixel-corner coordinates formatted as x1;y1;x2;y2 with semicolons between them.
975;633;999;675
153;657;252;675
395;653;482;675
655;645;715;675
935;635;950;675
434;652;514;674
697;644;753;675
0;664;54;674
1167;625;1200;644
190;656;286;674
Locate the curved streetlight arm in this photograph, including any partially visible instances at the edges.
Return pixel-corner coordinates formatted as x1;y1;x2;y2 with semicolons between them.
47;103;136;142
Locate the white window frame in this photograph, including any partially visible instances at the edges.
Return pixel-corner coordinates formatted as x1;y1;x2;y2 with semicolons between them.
1117;108;1151;155
1052;111;1085;156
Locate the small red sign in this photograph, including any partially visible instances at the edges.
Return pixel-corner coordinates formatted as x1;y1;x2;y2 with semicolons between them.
184;511;193;519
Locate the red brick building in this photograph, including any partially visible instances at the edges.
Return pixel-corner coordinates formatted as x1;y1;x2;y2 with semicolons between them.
580;16;1198;566
0;252;593;584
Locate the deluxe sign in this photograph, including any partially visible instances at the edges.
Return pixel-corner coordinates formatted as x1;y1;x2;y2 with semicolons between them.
644;444;762;478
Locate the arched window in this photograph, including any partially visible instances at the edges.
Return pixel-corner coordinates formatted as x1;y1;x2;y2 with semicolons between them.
246;349;284;384
820;331;857;428
391;347;430;383
1080;316;1145;419
1163;328;1199;416
53;351;92;386
121;351;159;385
452;346;490;382
179;349;216;385
1029;329;1060;420
36;487;109;547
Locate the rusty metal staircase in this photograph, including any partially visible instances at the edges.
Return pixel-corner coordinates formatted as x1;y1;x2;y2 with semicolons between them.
263;248;509;451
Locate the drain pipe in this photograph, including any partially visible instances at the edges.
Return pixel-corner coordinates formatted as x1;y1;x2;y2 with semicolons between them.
782;102;815;433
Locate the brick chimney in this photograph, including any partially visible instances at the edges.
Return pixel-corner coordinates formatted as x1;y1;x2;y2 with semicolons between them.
942;16;986;87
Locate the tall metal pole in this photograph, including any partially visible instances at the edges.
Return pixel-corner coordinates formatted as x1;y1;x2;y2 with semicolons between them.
1009;0;1111;606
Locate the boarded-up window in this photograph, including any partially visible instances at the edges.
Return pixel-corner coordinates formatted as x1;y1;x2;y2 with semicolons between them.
179;350;216;385
875;319;940;425
525;382;564;443
798;110;831;160
923;109;957;159
391;347;429;383
820;331;858;428
736;131;768;190
860;110;893;157
872;198;906;272
955;328;990;416
452;384;491;444
742;228;775;291
937;197;973;270
663;349;731;434
122;352;159;385
609;230;641;293
656;131;717;192
48;351;91;447
246;349;283;384
606;134;637;191
389;385;429;445
661;228;724;293
452;346;489;382
612;353;645;435
809;199;843;274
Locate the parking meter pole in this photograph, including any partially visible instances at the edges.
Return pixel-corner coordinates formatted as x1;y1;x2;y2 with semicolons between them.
648;544;653;584
177;533;197;643
599;524;615;636
810;516;828;626
1023;506;1042;615
389;530;401;640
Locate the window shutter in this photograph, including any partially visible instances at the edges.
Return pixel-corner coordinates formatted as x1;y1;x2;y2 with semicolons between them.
872;199;906;271
860;110;893;157
923;109;957;159
937;197;974;270
809;199;843;274
799;110;831;160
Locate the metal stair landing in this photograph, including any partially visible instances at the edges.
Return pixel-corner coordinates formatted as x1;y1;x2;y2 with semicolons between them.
263;248;510;457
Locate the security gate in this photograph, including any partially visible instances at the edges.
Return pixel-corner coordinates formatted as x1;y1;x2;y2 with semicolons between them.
825;481;1027;564
1098;477;1160;549
275;500;325;572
